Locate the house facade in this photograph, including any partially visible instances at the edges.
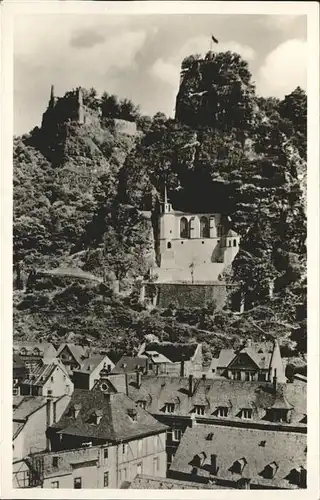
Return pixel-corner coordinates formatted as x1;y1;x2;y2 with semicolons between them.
13;395;71;461
207;340;286;383
73;355;115;390
19;362;74;398
56;343;88;375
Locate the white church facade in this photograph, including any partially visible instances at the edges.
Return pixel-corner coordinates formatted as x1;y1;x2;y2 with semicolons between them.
155;188;241;283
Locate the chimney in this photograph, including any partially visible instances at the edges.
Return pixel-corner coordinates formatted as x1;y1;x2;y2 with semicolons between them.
273;368;278;393
136;369;142;389
210;454;218;475
188;374;194;397
180;359;185;377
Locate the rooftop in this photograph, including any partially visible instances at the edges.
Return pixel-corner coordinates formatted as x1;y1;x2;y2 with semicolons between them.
112;356;147;374
170;424;306;489
13;396;47;421
74;355;106;374
53;388;168;443
13;342;57;357
126;474;226;489
140;342;199;363
126;375;306;427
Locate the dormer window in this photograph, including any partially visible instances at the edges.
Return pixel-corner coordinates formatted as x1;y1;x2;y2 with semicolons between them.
33;348;40;356
218;406;229;418
165;403;175;413
232;457;247;475
52;457;59;468
242;408;253;420
263;461;279;479
20;348;27;356
90;410;103;425
69;405;81;418
137;400;146;410
128;408;137;422
194;405;205;416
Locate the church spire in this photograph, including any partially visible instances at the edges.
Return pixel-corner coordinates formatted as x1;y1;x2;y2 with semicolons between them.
164;182;168;204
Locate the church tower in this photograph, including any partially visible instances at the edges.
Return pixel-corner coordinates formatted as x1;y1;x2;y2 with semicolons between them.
158;184;175;266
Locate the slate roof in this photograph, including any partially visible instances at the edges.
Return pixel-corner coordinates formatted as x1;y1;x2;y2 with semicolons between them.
112;356;147;374
56;343;88;366
170;424;306;489
74;355;106;374
13;342;57;357
13;396;47;420
127;474;225;489
141;342;198;363
217;342;275;370
126;375;306;426
53;388;168;443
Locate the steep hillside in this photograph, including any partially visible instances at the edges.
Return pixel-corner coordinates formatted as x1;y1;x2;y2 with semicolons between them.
13;53;307;358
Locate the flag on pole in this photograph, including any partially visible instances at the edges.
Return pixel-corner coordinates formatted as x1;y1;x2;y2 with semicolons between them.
211;35;219;44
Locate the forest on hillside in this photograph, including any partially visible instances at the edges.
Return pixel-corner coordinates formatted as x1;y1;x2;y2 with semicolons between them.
13;51;307;364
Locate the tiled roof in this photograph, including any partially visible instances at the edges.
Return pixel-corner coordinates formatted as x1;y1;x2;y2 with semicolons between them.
13;396;47;420
74;355;106;374
170;424;306;489
53;389;168;442
141;342;198;363
22;363;56;386
112;356;147;374
126;375;306;426
127;474;225;489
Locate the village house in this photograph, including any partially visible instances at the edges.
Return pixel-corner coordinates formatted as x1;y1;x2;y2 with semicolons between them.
72;355;115;390
13;395;71;461
124;368;306;469
55;343;89;375
112;356;148;375
25;367;169;489
169;423;307;489
13;354;28;396
19;361;74;398
13;342;58;374
207;340;286;383
136;340;203;378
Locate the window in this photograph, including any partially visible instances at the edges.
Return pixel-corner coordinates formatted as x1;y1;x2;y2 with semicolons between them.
194;405;205;416
19;470;30;488
172;429;182;442
51;376;54;382
245;371;250;381
258;372;267;381
47;390;53;396
51;481;59;488
153;457;159;474
104;448;108;460
52;457;58;468
74;477;82;489
200;216;210;238
167;242;172;249
180;217;189;238
103;471;109;487
20;348;27;356
122;443;127;454
235;371;241;380
120;468;127;482
165;403;175;413
136;462;143;475
148;363;153;370
218;407;228;418
217;225;223;237
137;400;146;410
242;409;253;420
13;386;19;396
229;240;232;247
233;239;237;247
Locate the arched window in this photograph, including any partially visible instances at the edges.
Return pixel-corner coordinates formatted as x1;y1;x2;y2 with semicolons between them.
217;225;223;237
180;217;189;238
200;217;209;238
233;239;237;247
167;242;172;249
229;240;232;247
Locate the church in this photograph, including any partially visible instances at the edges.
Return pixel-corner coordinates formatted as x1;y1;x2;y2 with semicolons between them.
155;187;240;284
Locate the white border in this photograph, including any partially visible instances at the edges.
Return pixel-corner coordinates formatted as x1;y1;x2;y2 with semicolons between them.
1;2;319;499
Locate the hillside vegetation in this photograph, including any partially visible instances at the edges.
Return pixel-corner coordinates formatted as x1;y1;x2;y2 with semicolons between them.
13;51;307;360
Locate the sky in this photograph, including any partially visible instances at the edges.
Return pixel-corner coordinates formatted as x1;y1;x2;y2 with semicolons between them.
14;13;307;136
